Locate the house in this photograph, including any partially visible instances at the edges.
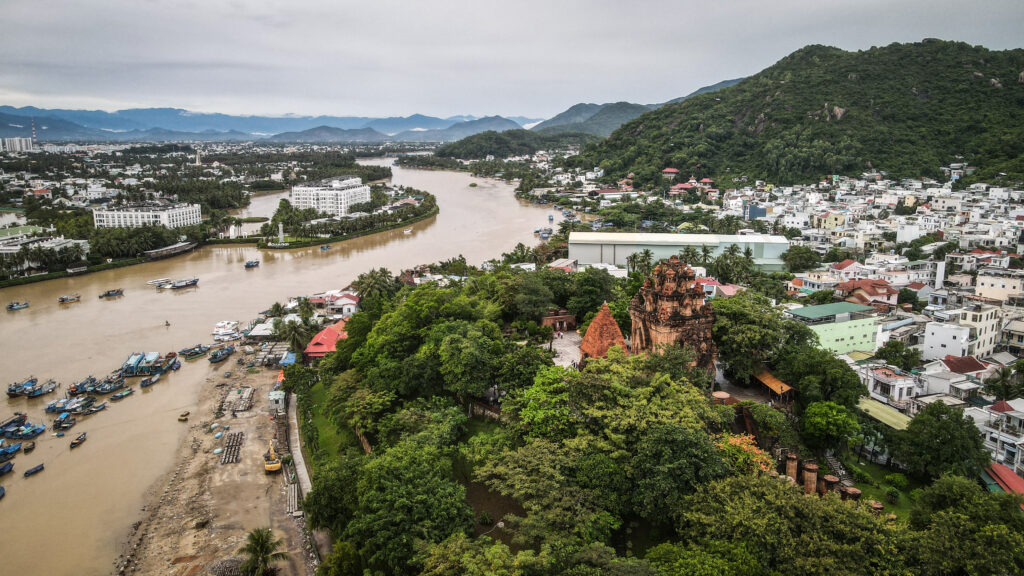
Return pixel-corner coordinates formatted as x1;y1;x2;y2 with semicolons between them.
831;259;868;281
786;302;879;355
836;278;899;307
661;168;679;180
303;319;348;360
921;304;1001;360
966;399;1024;478
863;365;919;412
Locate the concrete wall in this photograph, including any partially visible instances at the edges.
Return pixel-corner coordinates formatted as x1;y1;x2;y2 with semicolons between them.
811;317;879;355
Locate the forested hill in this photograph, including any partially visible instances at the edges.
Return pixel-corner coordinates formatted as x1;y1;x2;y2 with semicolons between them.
434;129;599;159
571;40;1024;187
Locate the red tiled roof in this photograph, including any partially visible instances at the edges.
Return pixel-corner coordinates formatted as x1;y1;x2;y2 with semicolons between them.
941;355;988;374
791;278;804;287
700;178;714;183
990;400;1015;414
832;259;858;270
580;303;626;360
837;278;898;297
661;168;679;173
907;282;926;290
303;319;349;358
988;463;1024;495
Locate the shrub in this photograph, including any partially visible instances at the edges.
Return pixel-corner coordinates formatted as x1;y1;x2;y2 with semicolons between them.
478;511;492;525
885;486;901;504
885;472;908;491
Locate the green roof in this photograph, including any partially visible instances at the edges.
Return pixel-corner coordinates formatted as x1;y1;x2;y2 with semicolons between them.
788;302;875;320
0;225;42;238
857;397;911;430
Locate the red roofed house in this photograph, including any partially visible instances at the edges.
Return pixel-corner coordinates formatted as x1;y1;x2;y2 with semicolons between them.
26;188;51;199
831;259;868;281
939;355;989;377
986;463;1024;506
661;168;680;181
303;319;348;360
836;278;899;307
580;302;627;363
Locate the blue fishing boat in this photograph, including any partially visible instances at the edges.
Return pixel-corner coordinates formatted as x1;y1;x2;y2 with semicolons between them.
170;277;199;289
0;462;12;476
0;442;22;456
46;397;72;413
54;412;77;430
5;301;29;311
23;463;44;477
25;379;57;398
208;345;235;364
140;374;160;388
57;293;81;303
7;377;37;398
68;376;98;396
70;432;87;449
0;413;27;435
95;378;125;394
0;486;5;500
245;260;260;268
320;245;329;251
10;424;45;439
98;288;124;299
70;397;97;415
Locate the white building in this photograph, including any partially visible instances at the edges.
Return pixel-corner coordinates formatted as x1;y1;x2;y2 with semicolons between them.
289;177;370;217
921;304;1001;360
2;137;35;153
92;203;202;229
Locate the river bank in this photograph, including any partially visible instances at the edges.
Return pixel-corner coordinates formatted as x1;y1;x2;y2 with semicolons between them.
119;364;313;576
0;160;561;575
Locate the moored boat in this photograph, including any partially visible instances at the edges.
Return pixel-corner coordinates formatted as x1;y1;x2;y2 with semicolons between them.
22;441;35;454
403;228;412;234
95;377;125;395
245;260;260;268
68;376;98;396
7;377;37;398
25;379;57;398
140;374;160;388
1;413;28;434
54;413;77;430
83;402;107;415
5;301;29;311
111;387;134;401
23;463;44;477
0;486;5;499
320;245;330;251
146;277;170;286
45;397;72;413
70;432;87;448
98;288;124;299
58;293;81;303
208;345;235;364
0;462;12;476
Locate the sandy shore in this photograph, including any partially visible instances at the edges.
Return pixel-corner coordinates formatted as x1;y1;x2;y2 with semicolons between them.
116;359;316;576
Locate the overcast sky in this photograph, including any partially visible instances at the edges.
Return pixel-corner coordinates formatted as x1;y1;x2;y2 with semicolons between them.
2;0;1022;119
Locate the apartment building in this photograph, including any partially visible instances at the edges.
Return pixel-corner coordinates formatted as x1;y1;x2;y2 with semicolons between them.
289;176;371;217
92;203;202;229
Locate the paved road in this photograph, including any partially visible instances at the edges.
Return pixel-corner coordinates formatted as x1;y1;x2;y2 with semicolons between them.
288;393;312;495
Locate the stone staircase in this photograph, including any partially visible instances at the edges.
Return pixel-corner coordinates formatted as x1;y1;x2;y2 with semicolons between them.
824;453;854;487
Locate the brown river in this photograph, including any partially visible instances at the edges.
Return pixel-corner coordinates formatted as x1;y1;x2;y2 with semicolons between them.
0;160;560;575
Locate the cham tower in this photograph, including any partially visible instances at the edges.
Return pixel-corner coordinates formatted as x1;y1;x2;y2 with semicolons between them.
579;302;627;363
629;255;716;370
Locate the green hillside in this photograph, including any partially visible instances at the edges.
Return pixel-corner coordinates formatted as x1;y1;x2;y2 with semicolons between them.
536;102;653;137
434;129;599;159
571;40;1024;187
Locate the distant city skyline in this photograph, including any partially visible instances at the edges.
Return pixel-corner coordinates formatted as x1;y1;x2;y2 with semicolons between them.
2;0;1023;118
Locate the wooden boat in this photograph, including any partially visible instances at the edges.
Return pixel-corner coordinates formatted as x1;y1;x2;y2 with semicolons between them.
403;228;413;234
1;413;28;436
5;301;29;311
170;277;199;289
68;376;98;396
0;486;5;500
0;462;12;476
45;397;72;413
70;432;87;449
58;293;81;303
111;387;134;401
54;416;77;431
180;344;210;359
140;374;160;388
0;442;22;455
320;245;330;251
178;415;189;422
23;463;44;477
98;288;124;299
7;377;37;398
245;260;260;268
146;277;170;286
22;441;35;454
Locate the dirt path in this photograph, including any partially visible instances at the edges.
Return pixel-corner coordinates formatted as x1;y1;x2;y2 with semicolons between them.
116;363;314;576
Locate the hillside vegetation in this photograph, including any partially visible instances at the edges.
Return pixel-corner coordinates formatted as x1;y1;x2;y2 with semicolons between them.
571;40;1024;187
435;129;599;159
536;102;653;137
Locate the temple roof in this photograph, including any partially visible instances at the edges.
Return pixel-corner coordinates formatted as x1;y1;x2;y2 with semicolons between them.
580;302;626;360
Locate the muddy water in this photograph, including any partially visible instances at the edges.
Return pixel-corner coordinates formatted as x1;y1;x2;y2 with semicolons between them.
0;159;559;574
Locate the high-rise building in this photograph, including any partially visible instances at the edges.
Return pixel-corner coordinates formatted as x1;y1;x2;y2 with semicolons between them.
2;137;36;153
289;177;371;216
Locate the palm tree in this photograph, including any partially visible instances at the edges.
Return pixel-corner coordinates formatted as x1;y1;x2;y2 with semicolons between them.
679;246;699;265
237;527;289;576
725;244;741;257
699;245;713;265
297;297;315;321
268;302;285;318
638;248;654;276
626;252;641;274
984;366;1022;402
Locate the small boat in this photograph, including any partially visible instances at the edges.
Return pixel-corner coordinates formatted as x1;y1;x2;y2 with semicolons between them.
0;486;5;500
245;260;260;268
22;441;35;454
146;278;170;286
58;293;81;303
5;301;29;311
83;402;107;415
170;278;199;289
68;376;98;396
56;431;64;437
171;360;181;371
7;377;36;398
69;397;97;415
70;432;87;448
140;374;160;388
180;411;190;418
45;397;72;413
111;387;134;401
1;413;28;435
54;413;76;430
403;228;412;234
95;378;125;395
180;344;210;360
320;245;330;251
23;463;44;477
98;288;124;299
1;442;23;455
0;462;12;476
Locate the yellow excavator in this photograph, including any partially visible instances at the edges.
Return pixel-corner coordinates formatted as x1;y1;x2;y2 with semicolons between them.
264;440;282;473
